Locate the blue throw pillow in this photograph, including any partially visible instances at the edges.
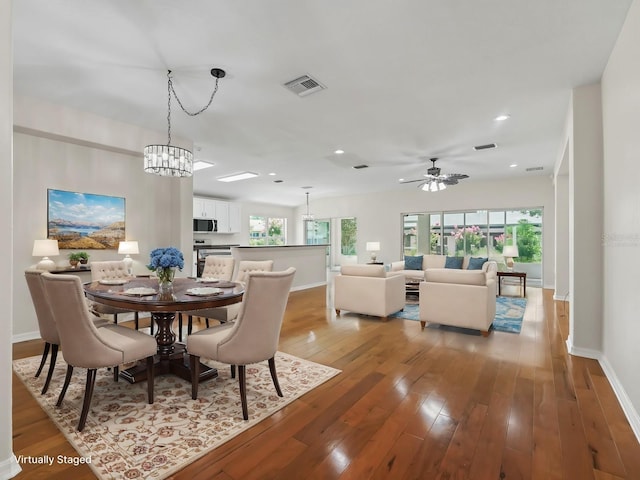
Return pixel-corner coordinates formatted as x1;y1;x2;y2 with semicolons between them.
444;256;463;269
467;257;488;270
404;255;423;270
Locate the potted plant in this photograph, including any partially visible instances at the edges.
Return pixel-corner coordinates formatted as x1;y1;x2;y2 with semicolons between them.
68;252;84;268
77;251;90;264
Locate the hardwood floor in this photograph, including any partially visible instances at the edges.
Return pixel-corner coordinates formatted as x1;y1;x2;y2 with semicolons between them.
12;286;640;479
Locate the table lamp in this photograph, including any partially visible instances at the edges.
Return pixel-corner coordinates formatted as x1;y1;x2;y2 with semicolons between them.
366;241;380;262
32;239;59;271
503;245;519;271
118;241;139;275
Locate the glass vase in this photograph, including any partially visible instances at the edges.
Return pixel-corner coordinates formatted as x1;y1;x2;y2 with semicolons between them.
156;266;176;295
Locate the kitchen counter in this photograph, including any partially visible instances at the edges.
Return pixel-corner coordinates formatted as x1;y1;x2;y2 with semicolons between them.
231;244;328;291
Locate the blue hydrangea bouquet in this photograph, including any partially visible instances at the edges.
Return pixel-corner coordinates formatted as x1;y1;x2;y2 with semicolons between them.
147;247;184;286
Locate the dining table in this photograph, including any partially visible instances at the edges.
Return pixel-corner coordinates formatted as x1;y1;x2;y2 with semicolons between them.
83;276;244;384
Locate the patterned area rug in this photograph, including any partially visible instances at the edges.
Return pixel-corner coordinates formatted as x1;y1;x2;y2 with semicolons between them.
13;352;340;480
390;296;527;334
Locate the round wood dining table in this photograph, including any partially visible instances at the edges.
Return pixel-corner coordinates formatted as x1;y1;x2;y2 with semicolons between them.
84;276;244;384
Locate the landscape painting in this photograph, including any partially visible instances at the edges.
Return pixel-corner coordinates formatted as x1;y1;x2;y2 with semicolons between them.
47;189;125;250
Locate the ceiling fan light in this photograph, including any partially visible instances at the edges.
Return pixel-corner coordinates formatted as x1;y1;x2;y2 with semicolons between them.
438;182;446;190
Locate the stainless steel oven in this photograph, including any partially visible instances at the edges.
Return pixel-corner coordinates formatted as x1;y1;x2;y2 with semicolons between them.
196;245;237;277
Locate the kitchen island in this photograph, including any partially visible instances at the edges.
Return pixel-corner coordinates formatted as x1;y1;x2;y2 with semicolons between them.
231;244;328;291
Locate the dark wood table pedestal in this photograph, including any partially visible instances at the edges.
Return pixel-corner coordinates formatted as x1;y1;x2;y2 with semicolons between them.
119;311;218;384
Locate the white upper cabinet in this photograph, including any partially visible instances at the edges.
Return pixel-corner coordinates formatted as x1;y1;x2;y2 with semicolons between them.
193;197;216;219
193;197;241;233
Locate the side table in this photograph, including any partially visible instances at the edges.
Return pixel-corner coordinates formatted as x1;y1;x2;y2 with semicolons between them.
497;271;527;297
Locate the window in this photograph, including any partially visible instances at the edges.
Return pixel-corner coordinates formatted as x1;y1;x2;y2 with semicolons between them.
249;216;287;245
402;208;543;281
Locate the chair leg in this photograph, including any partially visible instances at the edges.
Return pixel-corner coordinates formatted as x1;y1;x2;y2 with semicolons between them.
188;315;194;335
231;364;236;378
205;318;210;328
146;356;154;404
190;355;200;400
178;313;183;342
150;316;154;335
268;357;283;397
56;364;74;407
35;342;51;378
238;365;248;420
114;313;118;325
134;312;139;330
113;365;119;382
41;344;59;395
78;369;97;432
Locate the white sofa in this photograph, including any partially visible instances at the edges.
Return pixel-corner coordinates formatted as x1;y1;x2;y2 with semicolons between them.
418;266;497;335
334;264;405;321
391;254;495;281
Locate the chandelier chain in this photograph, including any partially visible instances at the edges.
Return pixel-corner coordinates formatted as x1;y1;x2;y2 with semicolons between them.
168;71;221;117
166;71;172;146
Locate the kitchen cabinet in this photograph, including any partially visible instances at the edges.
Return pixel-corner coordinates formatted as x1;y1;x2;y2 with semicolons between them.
193;197;216;219
215;201;230;232
193;197;241;233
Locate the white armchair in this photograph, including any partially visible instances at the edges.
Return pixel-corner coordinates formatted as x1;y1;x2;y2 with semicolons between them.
334;264;405;321
418;267;497;335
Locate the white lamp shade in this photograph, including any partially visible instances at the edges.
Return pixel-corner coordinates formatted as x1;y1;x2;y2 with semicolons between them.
503;245;519;258
32;239;59;257
366;242;380;251
118;241;139;255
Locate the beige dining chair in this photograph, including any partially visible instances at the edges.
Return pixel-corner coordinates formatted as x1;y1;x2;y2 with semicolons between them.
90;260;141;330
41;272;157;432
24;269;109;395
186;267;295;420
182;260;275;339
177;256;235;341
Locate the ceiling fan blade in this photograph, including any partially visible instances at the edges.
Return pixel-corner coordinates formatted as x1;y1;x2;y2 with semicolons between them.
400;179;425;184
441;173;469;180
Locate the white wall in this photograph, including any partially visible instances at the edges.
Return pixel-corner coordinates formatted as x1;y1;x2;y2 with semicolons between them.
12;115;193;340
601;0;640;437
294;175;556;288
1;0;21;476
568;84;605;354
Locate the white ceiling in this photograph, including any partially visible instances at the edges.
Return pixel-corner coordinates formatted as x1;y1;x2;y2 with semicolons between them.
12;0;632;207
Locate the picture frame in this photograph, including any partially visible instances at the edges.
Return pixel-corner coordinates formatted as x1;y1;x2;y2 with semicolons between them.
47;188;125;250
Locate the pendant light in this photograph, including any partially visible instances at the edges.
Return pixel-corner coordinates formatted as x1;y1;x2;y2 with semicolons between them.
144;68;226;177
302;192;315;221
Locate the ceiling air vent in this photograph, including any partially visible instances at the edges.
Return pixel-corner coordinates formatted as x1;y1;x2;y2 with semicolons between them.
473;143;497;151
352;164;369;169
283;74;326;97
526;166;544;172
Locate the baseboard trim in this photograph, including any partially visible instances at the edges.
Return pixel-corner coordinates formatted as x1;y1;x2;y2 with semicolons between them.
553;294;571;302
291;281;326;292
566;339;640;444
12;331;41;344
599;355;640;443
0;454;22;479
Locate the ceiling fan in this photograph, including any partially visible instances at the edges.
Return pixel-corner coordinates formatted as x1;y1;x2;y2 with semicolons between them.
401;158;469;192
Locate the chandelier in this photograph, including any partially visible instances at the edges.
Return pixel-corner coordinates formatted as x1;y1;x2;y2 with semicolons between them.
302;192;315;221
144;68;226;177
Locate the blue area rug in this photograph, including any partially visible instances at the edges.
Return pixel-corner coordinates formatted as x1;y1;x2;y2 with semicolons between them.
390;296;527;334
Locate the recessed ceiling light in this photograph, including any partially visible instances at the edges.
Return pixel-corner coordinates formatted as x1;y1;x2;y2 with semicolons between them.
334;149;345;155
510;164;518;168
495;114;510;121
216;172;259;182
268;172;276;176
193;161;215;171
398;178;405;182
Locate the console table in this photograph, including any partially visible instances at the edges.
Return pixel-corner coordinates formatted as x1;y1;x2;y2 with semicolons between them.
497;271;526;297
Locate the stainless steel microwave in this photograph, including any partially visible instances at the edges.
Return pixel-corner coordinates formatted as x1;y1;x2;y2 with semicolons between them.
193;219;217;232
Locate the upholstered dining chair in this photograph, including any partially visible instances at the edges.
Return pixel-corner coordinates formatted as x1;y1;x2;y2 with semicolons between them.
90;260;141;330
186;267;295;420
176;256;236;341
24;269;109;395
181;260;275;339
41;272;157;432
